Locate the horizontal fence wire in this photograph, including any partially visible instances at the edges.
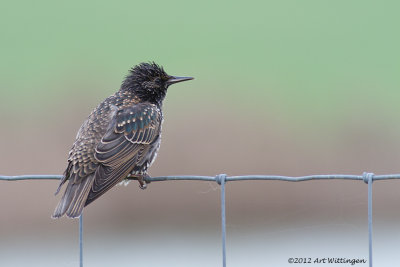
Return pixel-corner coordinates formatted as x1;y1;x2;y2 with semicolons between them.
2;173;400;267
2;173;400;182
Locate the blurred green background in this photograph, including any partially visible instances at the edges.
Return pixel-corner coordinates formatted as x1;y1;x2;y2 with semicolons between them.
1;0;400;266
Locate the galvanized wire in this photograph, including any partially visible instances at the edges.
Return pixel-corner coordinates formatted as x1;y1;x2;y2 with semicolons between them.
2;172;399;267
2;173;400;182
79;215;83;267
364;172;374;267
216;174;227;267
0;175;63;181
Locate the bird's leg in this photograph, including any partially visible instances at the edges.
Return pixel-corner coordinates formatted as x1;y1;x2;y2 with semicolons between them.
127;174;150;190
137;174;148;190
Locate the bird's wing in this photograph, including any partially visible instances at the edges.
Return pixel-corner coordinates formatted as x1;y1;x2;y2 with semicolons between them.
53;148;99;218
85;102;162;205
53;113;105;218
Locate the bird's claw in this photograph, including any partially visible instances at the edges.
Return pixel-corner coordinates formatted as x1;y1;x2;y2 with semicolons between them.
137;174;150;190
139;182;147;190
126;173;150;189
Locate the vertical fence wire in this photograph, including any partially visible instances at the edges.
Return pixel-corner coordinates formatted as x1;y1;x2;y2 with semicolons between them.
363;172;374;267
79;214;83;267
217;174;227;267
368;177;373;267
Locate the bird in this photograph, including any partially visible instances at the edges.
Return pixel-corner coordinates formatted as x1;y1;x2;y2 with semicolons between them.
53;62;193;218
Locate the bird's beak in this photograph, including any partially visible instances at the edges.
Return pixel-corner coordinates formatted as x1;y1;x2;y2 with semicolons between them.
167;76;194;85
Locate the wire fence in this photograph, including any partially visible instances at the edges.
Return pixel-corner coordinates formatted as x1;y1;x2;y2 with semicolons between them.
1;172;399;267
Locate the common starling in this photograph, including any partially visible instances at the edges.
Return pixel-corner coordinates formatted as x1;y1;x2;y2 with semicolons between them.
53;62;193;218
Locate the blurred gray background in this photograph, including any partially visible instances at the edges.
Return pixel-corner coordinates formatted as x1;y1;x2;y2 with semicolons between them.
1;0;400;266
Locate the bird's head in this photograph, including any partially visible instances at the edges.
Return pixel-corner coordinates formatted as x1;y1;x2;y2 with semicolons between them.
121;62;193;105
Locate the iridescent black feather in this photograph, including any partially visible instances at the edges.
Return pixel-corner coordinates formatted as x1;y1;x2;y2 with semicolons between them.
121;62;170;105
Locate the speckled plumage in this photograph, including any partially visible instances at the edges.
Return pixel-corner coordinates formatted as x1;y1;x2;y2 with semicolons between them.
53;62;193;218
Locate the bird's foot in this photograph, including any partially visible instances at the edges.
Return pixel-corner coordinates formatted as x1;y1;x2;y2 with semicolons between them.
138;175;147;190
127;173;150;190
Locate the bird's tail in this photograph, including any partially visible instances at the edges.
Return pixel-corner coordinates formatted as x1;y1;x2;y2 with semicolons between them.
52;173;95;219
